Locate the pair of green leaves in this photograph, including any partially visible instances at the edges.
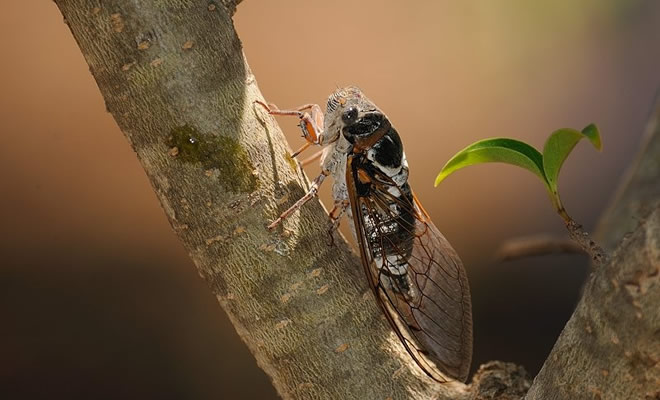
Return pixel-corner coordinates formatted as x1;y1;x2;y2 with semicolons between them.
434;124;602;221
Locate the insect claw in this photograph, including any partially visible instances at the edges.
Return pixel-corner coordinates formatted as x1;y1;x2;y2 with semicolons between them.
326;229;336;247
266;219;280;231
254;100;270;112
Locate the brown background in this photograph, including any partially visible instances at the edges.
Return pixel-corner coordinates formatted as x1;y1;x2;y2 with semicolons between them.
1;1;659;399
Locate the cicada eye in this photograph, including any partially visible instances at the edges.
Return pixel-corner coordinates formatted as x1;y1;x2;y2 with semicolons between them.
341;106;358;125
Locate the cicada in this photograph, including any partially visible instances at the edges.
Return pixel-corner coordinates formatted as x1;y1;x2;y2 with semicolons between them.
256;87;473;382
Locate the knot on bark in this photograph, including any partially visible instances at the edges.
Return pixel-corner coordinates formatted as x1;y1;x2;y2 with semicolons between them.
467;361;530;400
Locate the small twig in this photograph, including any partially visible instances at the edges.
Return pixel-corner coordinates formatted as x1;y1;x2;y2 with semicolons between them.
556;206;609;267
495;234;584;261
564;219;609;266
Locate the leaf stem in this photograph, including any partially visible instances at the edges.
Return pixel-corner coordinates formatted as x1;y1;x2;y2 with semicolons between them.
556;206;572;224
549;191;572;223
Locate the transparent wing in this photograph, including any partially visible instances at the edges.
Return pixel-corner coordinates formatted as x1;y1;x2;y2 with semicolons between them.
347;158;473;382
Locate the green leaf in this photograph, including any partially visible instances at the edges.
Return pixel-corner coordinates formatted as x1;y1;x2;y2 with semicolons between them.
580;123;602;150
434;138;547;187
542;124;602;194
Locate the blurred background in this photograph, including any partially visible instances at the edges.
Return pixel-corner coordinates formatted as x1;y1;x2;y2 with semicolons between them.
1;1;658;398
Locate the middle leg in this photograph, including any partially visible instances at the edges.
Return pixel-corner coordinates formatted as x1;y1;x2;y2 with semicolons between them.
267;169;329;231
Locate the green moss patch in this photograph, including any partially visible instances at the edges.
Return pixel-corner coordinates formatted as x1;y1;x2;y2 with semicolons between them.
169;124;258;193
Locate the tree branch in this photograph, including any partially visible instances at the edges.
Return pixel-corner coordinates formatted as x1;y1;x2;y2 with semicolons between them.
53;2;659;399
53;1;478;398
495;234;584;261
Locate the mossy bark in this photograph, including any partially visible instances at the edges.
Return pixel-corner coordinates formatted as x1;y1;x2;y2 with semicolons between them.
54;1;659;399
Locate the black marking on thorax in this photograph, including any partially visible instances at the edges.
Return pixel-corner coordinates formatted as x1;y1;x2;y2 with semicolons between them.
345;112;384;137
370;127;403;170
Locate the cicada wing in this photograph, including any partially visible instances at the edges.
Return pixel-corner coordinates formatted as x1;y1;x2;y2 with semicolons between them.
406;208;473;381
347;158;473;382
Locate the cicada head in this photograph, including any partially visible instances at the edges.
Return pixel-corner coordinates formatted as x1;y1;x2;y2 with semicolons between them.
324;86;388;147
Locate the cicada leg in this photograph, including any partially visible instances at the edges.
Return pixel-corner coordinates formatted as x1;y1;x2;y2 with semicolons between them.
291;141;312;158
267;170;330;231
326;200;349;246
255;100;325;157
257;99;330;230
300;149;324;166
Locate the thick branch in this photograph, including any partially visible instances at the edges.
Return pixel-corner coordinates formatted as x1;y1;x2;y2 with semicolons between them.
526;206;660;399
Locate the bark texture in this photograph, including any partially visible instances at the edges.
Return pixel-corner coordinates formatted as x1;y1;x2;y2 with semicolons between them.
54;1;659;399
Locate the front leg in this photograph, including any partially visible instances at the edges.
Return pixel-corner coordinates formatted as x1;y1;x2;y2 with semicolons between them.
255;100;325;157
267;170;329;230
